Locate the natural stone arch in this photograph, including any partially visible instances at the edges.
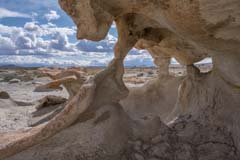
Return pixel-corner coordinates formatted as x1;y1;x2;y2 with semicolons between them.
0;0;240;160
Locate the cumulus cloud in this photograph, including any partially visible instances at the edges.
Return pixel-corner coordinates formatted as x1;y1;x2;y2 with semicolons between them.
15;35;35;49
0;35;16;54
0;20;153;66
50;32;71;51
0;24;22;36
24;22;40;32
36;23;76;37
0;7;31;18
0;13;154;67
0;20;78;55
76;33;117;52
44;10;60;21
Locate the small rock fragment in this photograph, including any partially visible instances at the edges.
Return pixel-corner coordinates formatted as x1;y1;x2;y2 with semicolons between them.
0;91;10;99
9;78;21;84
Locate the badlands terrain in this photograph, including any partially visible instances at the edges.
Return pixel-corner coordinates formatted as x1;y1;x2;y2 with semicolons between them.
0;0;240;159
0;64;211;133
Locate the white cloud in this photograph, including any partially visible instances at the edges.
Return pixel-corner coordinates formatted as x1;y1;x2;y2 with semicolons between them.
44;10;60;21
124;52;154;67
0;19;154;67
0;35;16;54
96;46;104;49
0;24;22;36
24;22;40;32
0;7;31;18
31;12;38;21
15;35;35;49
36;38;49;49
89;60;108;66
0;21;78;57
111;22;116;29
50;32;70;51
76;33;117;52
0;21;154;67
0;55;93;67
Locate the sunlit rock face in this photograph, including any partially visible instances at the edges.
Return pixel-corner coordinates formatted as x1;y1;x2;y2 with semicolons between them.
59;0;240;58
1;0;240;160
59;0;114;41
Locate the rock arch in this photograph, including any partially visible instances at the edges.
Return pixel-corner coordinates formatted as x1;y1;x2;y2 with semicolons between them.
0;0;240;159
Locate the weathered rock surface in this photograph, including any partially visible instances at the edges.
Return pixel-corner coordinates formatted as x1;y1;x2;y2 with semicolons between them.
8;79;21;84
0;91;10;99
29;95;67;127
34;68;87;98
121;76;183;123
0;0;240;159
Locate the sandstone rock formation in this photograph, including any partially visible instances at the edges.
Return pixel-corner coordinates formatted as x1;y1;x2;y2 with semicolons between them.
121;76;183;123
1;0;240;159
35;68;87;98
29;95;67;127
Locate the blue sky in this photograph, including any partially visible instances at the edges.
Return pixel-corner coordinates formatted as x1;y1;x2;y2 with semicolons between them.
0;0;211;67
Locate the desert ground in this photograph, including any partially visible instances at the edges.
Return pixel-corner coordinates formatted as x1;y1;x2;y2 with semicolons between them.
0;64;212;133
